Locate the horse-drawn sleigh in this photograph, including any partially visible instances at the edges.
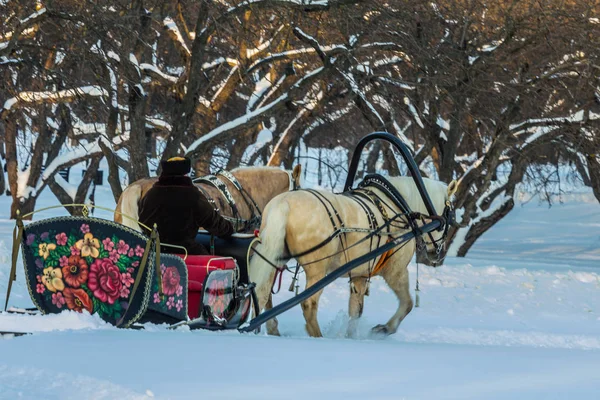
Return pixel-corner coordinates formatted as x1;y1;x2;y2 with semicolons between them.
2;133;457;338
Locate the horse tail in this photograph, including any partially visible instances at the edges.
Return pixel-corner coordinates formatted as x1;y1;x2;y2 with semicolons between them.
249;196;290;289
118;184;143;232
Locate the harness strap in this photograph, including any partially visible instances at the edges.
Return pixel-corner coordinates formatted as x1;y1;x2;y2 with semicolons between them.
218;169;262;224
4;214;24;311
343;191;379;273
305;189;350;264
195;175;241;220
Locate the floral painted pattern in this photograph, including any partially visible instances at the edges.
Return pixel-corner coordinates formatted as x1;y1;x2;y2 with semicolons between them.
23;218;153;327
203;270;235;320
147;254;188;321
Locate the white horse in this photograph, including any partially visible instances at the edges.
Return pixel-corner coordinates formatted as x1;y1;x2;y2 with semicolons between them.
248;176;457;338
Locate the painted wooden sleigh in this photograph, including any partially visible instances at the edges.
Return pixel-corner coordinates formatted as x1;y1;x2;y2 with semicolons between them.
3;204;254;330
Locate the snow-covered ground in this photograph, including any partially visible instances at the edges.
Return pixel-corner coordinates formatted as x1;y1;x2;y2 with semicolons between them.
0;169;599;399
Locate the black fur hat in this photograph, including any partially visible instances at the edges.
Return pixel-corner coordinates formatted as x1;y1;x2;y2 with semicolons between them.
160;156;191;176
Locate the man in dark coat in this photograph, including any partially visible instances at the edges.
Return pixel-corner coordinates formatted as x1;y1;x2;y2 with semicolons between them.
138;157;234;255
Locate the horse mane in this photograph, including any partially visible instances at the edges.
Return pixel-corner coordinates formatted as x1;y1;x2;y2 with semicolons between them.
386;176;448;214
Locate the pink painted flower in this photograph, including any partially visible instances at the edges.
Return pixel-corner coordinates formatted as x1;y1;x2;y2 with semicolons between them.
153;292;161;304
121;272;134;288
36;283;45;294
59;256;70;268
127;267;134;273
120;286;130;298
109;250;119;263
55;232;68;246
102;238;114;252
166;296;175;310
80;224;90;234
88;258;122;304
26;234;36;246
176;299;183;312
128;248;134;258
162;267;180;296
134;245;144;257
176;285;183;297
70;246;80;256
36;275;42;283
116;240;130;255
52;292;66;309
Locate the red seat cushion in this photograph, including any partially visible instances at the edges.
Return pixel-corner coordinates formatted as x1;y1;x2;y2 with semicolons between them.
171;254;237;319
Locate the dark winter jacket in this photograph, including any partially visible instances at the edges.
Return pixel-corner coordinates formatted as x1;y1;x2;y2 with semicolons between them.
138;175;234;255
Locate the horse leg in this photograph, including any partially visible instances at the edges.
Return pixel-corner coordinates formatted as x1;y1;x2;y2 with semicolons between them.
252;270;279;336
301;270;326;338
265;292;280;336
372;263;413;336
346;277;368;338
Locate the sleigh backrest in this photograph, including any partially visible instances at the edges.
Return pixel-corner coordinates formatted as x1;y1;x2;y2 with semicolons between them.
21;216;156;328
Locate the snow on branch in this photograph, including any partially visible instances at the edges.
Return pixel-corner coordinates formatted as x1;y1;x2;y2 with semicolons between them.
248;45;347;73
202;57;239;70
512;110;600;150
140;63;179;84
339;70;386;128
226;0;358;14
21;7;47;24
269;86;324;165
186;67;325;155
31;135;124;197
2;86;108;115
0;7;46;56
163;17;191;62
246;25;285;59
293;27;328;62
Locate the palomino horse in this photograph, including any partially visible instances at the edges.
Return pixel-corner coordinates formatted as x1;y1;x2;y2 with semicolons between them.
114;165;302;232
248;176;457;338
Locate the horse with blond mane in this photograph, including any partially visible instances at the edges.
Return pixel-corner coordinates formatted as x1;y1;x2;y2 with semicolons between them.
248;175;457;338
114;165;302;232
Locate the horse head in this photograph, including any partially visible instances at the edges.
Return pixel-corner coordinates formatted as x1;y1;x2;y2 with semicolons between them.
389;176;458;264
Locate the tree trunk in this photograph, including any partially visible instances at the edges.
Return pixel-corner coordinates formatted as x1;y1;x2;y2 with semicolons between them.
99;140;123;203
267;127;303;167
587;154;600;204
127;84;150;182
0;157;5;195
47;177;76;213
456;198;514;257
74;155;102;205
226;128;256;170
5;117;20;218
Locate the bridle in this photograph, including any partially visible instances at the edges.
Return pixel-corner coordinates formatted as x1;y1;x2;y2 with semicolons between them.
415;199;456;265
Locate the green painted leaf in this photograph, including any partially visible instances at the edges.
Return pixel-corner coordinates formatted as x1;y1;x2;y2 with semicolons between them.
92;296;101;314
67;235;77;248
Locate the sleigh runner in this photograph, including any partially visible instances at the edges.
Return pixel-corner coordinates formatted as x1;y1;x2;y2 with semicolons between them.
2;132;456;337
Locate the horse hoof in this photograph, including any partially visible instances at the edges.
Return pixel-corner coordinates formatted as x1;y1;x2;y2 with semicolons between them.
370;324;389;337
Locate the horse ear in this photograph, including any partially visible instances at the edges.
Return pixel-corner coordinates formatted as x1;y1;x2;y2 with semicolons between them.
292;164;302;187
447;180;458;197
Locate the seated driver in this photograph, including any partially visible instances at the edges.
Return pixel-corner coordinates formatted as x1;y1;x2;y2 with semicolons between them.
138;156;233;255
